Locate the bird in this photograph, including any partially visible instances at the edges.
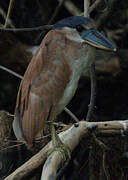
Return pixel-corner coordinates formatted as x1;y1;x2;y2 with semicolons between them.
13;16;116;149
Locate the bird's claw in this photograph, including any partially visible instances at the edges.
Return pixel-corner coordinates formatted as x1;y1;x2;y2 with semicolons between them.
48;144;71;163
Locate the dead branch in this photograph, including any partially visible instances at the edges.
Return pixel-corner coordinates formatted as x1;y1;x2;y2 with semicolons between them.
64;107;79;122
4;0;14;28
5;120;128;180
89;0;101;13
0;65;23;79
0;7;15;28
86;63;96;121
84;0;90;17
41;151;62;180
0;25;53;32
57;0;82;15
48;0;65;24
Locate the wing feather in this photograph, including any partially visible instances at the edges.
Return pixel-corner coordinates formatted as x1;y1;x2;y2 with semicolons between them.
13;30;71;146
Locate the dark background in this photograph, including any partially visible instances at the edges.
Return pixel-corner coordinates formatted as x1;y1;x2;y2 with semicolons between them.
0;0;128;179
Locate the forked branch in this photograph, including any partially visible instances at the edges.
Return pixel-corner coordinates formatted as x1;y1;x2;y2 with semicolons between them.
5;120;128;180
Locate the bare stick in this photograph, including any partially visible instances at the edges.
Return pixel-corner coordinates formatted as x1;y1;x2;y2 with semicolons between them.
89;0;102;13
0;7;15;28
41;152;62;180
103;152;111;180
57;0;82;15
4;0;14;28
5;120;128;180
0;25;53;32
48;0;65;24
86;63;96;121
91;133;110;151
84;0;90;17
86;62;98;180
64;107;79;122
0;65;23;79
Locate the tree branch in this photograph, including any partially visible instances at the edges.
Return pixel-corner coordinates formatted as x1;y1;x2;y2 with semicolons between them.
0;25;53;32
89;0;102;13
4;0;14;28
86;63;96;121
57;0;82;15
48;0;65;24
5;119;128;180
84;0;90;17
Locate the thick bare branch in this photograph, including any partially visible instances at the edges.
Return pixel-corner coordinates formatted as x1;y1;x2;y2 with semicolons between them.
5;120;128;180
41;152;62;180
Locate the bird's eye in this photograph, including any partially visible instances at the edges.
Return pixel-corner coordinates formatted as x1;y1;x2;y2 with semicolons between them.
76;25;85;32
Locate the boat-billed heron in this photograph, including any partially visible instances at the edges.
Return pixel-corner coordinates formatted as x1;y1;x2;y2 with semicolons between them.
13;16;116;150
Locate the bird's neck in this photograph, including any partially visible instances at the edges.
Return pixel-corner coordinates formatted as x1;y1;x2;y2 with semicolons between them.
68;45;96;76
57;46;96;114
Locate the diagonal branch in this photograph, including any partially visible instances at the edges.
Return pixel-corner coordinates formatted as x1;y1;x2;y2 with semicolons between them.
5;119;128;180
89;0;102;13
57;0;82;15
4;0;15;28
48;0;65;24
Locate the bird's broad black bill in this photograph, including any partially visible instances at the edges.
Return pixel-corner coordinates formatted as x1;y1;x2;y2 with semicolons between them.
80;28;116;52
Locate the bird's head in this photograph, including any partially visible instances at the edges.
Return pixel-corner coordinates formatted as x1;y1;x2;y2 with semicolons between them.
53;16;116;52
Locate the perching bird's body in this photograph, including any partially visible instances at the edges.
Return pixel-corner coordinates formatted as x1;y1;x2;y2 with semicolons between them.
13;16;116;148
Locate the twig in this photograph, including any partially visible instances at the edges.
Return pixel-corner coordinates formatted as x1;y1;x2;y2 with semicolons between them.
103;152;111;180
89;0;102;13
84;0;90;17
0;65;23;79
86;63;96;121
64;107;79;122
0;25;53;32
5;119;128;179
1;142;24;152
91;133;110;151
4;0;14;28
0;7;15;28
57;0;82;15
48;0;65;24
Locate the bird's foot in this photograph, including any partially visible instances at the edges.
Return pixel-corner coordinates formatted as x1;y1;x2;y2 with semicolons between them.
48;142;71;162
48;122;71;162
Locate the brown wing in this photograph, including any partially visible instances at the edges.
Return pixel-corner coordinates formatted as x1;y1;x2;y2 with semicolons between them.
13;30;71;146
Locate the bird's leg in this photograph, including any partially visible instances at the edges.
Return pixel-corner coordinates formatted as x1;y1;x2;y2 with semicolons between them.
48;122;71;162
